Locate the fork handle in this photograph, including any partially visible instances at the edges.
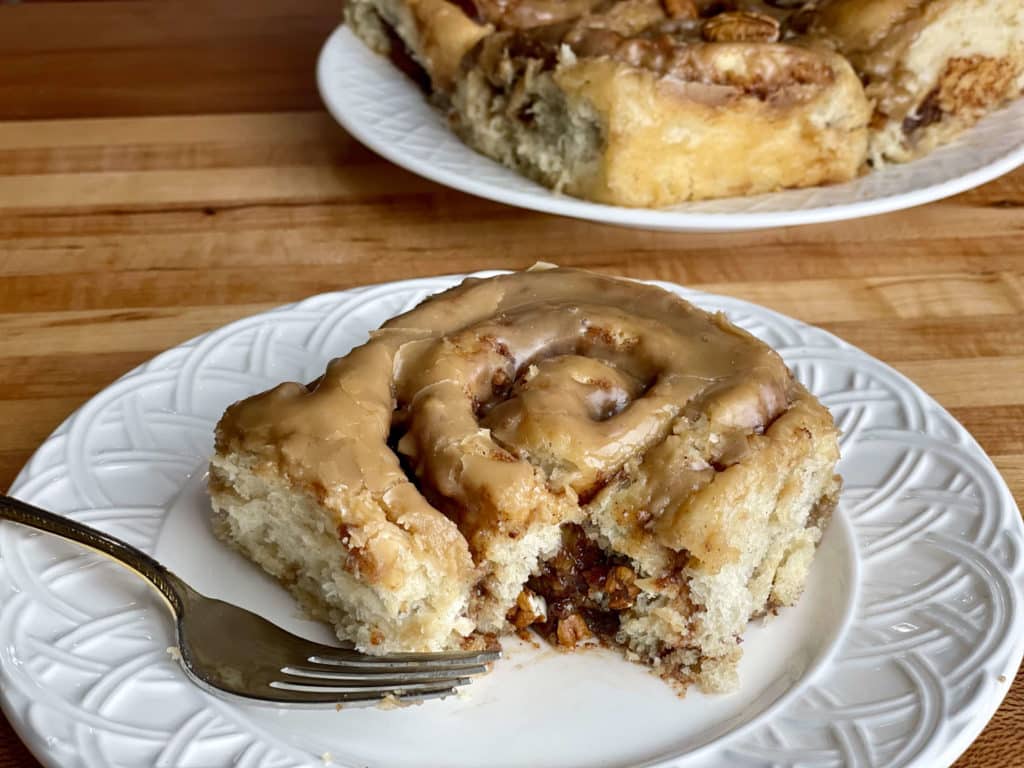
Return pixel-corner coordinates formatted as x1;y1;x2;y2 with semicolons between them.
0;494;183;615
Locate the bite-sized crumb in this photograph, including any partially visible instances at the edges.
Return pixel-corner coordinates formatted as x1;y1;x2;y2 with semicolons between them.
375;694;404;710
375;691;437;710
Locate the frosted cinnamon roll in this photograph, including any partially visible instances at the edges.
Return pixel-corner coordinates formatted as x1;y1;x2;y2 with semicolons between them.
209;268;840;692
345;0;870;206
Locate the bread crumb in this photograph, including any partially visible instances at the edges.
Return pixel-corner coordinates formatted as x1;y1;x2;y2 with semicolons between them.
321;753;333;765
166;646;182;661
998;674;1007;683
376;693;404;710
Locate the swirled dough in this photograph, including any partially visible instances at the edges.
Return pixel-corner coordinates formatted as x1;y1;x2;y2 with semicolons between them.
344;0;871;205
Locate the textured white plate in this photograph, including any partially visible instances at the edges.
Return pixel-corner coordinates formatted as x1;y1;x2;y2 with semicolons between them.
2;274;1022;768
317;25;1024;232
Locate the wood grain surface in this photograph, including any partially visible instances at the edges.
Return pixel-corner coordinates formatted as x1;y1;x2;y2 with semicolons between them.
0;2;1022;766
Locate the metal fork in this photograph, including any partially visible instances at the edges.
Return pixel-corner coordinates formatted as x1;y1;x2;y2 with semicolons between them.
0;494;499;706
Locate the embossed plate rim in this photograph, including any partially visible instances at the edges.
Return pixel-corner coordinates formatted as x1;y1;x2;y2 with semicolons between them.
1;273;1022;768
317;25;1024;232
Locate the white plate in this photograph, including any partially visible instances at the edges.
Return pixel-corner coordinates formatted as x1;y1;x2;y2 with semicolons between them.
2;274;1022;768
317;25;1024;232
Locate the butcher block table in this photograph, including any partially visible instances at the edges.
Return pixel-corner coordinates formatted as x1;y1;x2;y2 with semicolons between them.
1;1;1022;766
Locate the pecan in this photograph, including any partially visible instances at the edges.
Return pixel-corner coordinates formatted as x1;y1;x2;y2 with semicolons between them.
556;613;592;647
508;587;547;629
702;11;780;43
604;565;641;610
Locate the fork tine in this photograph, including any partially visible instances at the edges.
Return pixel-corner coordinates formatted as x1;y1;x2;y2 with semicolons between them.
307;649;500;669
358;649;501;663
258;684;460;706
269;678;471;695
281;664;488;682
303;658;494;675
285;635;501;666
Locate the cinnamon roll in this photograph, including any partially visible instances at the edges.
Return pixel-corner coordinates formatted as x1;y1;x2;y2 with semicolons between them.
803;0;1024;165
346;0;1024;204
209;268;841;692
345;0;871;206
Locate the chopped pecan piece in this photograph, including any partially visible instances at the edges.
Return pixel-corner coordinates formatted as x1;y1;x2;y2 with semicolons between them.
508;587;548;629
556;613;592;647
604;565;641;610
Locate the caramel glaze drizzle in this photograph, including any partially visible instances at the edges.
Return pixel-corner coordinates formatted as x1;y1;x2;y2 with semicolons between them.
217;269;795;565
461;0;836;101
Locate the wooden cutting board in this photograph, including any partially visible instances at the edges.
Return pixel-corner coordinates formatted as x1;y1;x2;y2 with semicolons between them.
0;1;1021;766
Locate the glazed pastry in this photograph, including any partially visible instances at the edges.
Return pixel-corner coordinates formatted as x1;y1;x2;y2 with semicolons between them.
209;268;841;693
346;0;871;206
805;0;1024;164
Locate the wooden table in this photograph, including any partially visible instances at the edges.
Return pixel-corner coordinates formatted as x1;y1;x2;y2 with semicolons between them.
1;2;1022;765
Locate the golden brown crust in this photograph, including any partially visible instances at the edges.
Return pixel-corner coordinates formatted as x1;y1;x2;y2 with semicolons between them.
549;51;867;205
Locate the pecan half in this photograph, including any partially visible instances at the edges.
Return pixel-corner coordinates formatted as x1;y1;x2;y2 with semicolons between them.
702;11;780;43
